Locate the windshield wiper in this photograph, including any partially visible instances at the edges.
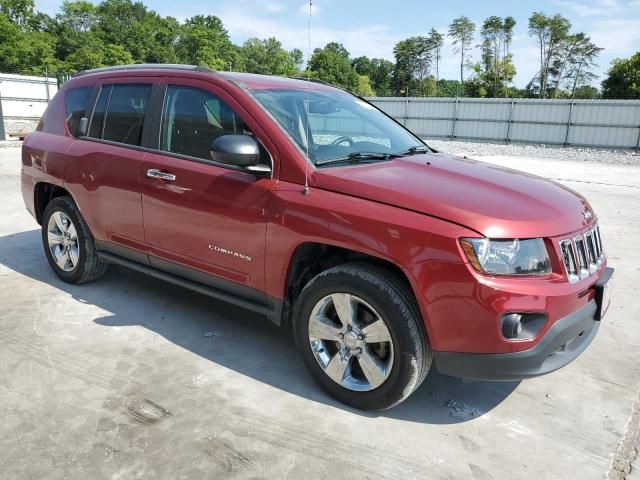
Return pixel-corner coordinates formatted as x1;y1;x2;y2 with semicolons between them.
394;144;432;156
316;151;398;166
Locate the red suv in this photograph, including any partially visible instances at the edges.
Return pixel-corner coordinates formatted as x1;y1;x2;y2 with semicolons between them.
21;65;613;410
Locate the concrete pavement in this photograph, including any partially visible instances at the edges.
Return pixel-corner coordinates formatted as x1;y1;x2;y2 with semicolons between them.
1;145;638;479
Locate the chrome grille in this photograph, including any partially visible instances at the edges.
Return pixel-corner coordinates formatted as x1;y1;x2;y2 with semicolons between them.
559;224;605;283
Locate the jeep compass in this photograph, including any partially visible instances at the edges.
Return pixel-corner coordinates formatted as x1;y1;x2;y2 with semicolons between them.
21;64;613;410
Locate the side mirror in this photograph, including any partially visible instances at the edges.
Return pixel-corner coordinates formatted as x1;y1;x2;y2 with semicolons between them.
210;134;271;177
77;117;89;137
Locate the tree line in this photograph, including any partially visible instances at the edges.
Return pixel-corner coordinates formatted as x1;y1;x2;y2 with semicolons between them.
0;0;638;99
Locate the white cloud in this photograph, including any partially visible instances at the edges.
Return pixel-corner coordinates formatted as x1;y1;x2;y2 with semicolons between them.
266;3;286;13
220;8;398;60
589;18;640;57
554;0;640;16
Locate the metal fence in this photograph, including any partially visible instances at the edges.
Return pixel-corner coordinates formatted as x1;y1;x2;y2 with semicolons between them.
0;73;59;140
369;97;640;151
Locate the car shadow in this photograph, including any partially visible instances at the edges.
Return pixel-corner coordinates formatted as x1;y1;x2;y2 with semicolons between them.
0;228;520;424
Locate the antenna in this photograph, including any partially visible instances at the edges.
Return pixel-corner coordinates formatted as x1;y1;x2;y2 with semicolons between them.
303;0;312;196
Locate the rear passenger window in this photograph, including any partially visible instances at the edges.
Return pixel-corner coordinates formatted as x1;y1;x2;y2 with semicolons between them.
160;85;266;162
65;86;92;136
88;84;151;146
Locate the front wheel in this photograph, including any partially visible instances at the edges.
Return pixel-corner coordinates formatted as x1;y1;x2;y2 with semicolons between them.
293;264;431;410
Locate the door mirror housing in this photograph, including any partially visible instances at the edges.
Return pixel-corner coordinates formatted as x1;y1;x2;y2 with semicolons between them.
77;117;89;137
210;134;270;177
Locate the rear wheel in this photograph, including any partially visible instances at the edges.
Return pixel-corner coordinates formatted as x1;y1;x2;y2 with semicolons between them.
42;196;107;284
293;263;431;410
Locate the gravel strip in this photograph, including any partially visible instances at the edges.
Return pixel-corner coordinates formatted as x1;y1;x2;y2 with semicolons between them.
427;139;639;166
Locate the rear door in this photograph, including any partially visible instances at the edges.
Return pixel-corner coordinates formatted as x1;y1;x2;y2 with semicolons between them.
140;77;277;300
66;77;157;258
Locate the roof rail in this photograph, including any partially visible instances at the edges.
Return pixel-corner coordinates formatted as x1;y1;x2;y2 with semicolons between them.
290;77;333;86
73;64;216;77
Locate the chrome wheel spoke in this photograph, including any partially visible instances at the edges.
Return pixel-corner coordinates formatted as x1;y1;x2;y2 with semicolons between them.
357;349;387;389
309;314;342;340
361;319;392;344
68;245;79;267
48;231;63;246
324;351;351;384
53;212;67;233
56;250;70;270
331;293;357;328
66;222;78;240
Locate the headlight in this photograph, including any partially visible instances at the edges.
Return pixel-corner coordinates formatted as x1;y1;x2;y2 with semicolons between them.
460;238;551;276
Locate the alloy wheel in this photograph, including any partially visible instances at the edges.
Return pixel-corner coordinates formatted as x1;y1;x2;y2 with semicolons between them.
308;293;394;392
47;211;80;272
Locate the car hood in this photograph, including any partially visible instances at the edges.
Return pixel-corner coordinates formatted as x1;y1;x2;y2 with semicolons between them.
312;153;593;238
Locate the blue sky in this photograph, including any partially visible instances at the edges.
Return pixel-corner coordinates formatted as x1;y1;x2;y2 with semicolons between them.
35;0;640;87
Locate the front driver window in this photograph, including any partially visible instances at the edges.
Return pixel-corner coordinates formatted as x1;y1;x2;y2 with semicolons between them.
160;85;267;164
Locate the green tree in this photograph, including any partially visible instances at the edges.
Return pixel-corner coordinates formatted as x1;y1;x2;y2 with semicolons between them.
0;12;23;72
176;15;238;70
94;0;179;64
290;48;304;72
437;79;462;97
308;42;358;91
0;0;34;28
428;28;444;95
0;8;59;75
477;16;516;97
449;16;476;94
58;0;96;33
355;74;375;96
352;56;393;96
240;37;300;76
602;52;640;99
528;12;571;98
392;37;432;96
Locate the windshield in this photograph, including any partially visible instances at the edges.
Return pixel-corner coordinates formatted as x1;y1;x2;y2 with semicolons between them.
249;87;425;165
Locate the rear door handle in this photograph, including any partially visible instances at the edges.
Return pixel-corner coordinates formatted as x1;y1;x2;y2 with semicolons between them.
146;169;176;181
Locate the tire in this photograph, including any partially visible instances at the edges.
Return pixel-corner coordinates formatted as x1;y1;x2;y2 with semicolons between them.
41;196;107;284
293;263;432;410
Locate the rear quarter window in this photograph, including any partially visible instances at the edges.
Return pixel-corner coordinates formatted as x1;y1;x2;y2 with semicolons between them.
88;84;152;147
65;87;93;137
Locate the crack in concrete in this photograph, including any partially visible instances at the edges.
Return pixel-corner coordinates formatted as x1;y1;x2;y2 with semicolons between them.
608;388;640;479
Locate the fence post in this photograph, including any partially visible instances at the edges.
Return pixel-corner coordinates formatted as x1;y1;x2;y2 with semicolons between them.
564;100;575;147
44;67;50;102
403;96;409;126
505;97;516;144
451;97;459;139
636;125;640;153
0;89;6;142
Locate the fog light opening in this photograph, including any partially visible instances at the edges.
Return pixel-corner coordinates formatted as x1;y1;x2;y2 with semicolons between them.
502;313;522;339
501;312;547;341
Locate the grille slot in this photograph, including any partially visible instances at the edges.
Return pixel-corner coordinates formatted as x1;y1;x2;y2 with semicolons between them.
559;224;604;283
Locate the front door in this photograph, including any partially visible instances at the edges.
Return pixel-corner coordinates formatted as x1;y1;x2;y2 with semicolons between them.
141;79;275;300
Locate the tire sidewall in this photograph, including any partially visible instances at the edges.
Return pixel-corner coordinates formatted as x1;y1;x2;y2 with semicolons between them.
42;197;91;283
293;266;426;410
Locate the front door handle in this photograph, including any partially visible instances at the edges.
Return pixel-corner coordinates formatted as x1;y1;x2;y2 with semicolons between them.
146;169;176;181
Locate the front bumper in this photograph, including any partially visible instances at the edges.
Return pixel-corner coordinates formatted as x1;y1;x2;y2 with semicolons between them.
433;295;602;381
